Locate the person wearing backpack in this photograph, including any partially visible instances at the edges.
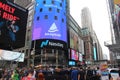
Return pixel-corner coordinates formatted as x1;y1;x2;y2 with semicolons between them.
86;67;94;80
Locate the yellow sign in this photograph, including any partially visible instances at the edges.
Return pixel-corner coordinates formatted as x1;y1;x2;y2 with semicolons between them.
100;64;108;71
114;0;120;4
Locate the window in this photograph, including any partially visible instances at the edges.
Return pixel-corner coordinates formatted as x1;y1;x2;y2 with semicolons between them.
52;1;54;4
62;18;64;23
44;15;48;19
40;8;43;12
49;7;52;12
43;0;46;4
57;9;60;13
54;16;58;20
60;3;62;7
37;16;40;21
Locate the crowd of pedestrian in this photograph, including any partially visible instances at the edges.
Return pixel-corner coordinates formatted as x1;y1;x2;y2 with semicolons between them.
0;65;117;80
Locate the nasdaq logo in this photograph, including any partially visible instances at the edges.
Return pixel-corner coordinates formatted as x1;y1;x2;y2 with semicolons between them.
40;40;64;48
40;40;49;48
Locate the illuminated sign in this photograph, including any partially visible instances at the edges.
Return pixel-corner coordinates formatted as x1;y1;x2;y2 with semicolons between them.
32;0;67;42
34;39;67;49
40;40;64;48
0;0;28;49
71;49;79;61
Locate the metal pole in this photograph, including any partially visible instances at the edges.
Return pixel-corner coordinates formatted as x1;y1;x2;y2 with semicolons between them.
33;40;36;66
56;50;58;68
41;49;43;64
45;49;46;66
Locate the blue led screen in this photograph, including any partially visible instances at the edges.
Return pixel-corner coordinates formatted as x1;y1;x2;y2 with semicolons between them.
32;0;67;42
93;47;97;60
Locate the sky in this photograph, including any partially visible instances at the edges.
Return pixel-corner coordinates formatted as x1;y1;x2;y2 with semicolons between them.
70;0;111;60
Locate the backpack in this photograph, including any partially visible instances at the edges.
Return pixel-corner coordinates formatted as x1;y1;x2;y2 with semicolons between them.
87;70;93;76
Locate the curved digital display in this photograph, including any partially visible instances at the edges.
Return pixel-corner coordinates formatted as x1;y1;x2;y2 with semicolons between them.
32;0;67;42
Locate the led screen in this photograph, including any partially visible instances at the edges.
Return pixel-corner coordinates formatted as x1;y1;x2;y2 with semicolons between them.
0;0;28;49
69;61;75;66
71;49;78;60
70;28;82;52
32;0;67;42
79;53;82;61
93;47;97;60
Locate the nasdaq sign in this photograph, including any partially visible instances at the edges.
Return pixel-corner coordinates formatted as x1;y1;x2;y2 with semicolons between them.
40;40;64;48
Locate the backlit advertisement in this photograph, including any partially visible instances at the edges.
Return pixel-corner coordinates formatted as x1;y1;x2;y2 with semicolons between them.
34;39;67;49
79;52;82;61
32;0;67;42
71;49;78;61
0;0;28;49
113;0;120;31
69;61;75;66
70;28;82;52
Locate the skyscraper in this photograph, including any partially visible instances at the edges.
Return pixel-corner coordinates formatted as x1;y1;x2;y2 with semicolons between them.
81;7;103;65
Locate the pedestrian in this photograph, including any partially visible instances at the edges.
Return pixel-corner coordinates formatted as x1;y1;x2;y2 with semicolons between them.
86;67;93;80
78;67;85;80
37;71;45;80
22;69;36;80
71;67;79;80
11;70;19;80
96;67;101;80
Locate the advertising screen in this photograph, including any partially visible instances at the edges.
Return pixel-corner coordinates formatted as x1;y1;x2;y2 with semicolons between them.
34;39;67;49
69;61;75;66
79;52;82;61
0;0;28;49
32;0;67;42
113;0;120;32
71;49;78;60
70;28;82;52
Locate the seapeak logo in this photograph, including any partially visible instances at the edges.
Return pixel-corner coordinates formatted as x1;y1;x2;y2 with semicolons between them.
45;23;61;37
48;23;58;32
40;40;49;48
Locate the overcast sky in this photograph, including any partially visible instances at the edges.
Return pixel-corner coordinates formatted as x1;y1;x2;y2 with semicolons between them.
70;0;111;59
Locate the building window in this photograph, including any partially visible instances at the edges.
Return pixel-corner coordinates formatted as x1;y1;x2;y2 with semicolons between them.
62;18;64;23
57;9;60;13
54;16;58;20
43;0;46;4
52;0;54;4
60;3;62;7
49;7;52;12
40;8;43;12
44;15;48;19
37;16;40;21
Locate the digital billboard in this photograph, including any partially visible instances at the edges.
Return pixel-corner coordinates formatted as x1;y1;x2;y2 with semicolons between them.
79;52;82;62
34;39;67;49
68;61;75;66
70;28;82;52
71;49;78;61
0;0;28;49
113;0;120;31
32;0;67;42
